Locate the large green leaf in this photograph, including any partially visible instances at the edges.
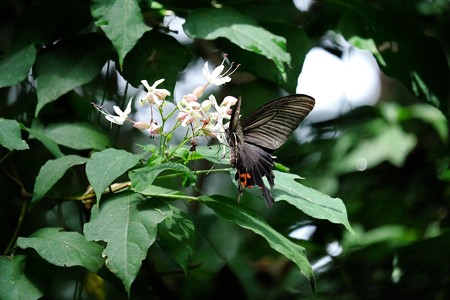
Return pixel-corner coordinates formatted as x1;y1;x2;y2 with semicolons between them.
199;195;315;291
0;44;36;88
122;30;191;91
91;0;149;68
184;7;290;81
83;192;172;294
32;155;88;207
86;149;145;204
270;171;355;236
0;119;29;151
157;206;196;274
35;33;112;116
0;255;43;300
130;162;196;192
44;122;112;150
22;126;63;158
16;228;105;273
187;145;228;165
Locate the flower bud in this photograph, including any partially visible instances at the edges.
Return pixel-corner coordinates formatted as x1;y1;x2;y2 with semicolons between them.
133;121;150;130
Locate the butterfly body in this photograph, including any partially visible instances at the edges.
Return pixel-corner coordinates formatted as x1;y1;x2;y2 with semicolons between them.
226;95;315;207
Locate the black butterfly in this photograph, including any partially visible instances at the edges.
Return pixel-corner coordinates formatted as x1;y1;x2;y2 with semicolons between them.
226;94;315;207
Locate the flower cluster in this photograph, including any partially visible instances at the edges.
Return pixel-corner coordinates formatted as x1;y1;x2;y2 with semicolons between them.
93;56;239;156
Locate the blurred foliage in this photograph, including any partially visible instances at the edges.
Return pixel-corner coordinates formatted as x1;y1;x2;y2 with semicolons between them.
1;0;450;299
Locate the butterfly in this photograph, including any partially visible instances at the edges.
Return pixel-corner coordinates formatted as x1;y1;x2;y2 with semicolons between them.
226;94;315;207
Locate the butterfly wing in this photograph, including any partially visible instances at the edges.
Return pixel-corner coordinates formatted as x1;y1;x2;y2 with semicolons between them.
242;94;315;150
234;142;276;207
226;94;315;207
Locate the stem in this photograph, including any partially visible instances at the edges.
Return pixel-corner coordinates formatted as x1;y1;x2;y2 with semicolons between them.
166;130;191;160
148;194;199;201
3;198;29;255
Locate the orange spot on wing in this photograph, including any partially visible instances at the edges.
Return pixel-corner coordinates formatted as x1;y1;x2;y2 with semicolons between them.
239;173;253;188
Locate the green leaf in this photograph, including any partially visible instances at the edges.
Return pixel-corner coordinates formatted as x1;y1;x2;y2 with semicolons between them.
271;171;355;236
91;0;149;68
22;126;63;158
83;192;172;294
0;119;29;151
199;195;315;291
190;145;228;165
32;155;88;207
35;33;112;116
332;123;416;172
0;255;43;300
45;122;112;150
130;162;196;192
158;206;196;274
0;44;36;88
16;228;105;273
134;185;184;198
122;30;191;91
86;149;145;204
184;7;290;81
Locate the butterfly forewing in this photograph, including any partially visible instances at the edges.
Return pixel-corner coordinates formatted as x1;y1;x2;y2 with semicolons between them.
242;95;315;150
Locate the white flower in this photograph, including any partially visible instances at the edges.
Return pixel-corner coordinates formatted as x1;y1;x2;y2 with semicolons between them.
177;97;203;127
141;79;171;107
208;95;237;120
202;55;239;86
94;98;132;125
202;61;232;86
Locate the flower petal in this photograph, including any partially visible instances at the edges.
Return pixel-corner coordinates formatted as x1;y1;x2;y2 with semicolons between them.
124;98;133;115
211;64;225;80
141;80;151;90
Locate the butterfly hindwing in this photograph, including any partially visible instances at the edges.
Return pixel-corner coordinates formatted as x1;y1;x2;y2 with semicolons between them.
235;142;276;207
226;94;315;207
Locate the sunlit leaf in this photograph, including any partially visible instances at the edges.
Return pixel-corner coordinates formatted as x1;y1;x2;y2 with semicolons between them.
86;149;145;204
84;192;172;294
199;195;315;291
0;255;43;300
266;171;355;236
0;119;29;151
184;7;290;81
17;227;105;272
32;155;88;207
